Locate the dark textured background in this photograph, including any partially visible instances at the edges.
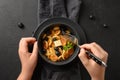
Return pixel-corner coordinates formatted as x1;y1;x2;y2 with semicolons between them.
0;0;120;80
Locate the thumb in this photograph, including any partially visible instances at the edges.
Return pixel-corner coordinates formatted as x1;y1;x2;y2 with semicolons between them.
31;41;38;57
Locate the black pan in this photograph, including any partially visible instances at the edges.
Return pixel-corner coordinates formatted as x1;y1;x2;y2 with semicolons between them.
33;17;87;66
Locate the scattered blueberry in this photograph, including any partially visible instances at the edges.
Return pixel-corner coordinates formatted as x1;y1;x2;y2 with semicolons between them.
103;24;108;28
18;22;24;29
89;15;95;20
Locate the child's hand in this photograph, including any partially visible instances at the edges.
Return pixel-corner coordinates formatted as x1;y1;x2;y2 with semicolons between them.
17;37;38;80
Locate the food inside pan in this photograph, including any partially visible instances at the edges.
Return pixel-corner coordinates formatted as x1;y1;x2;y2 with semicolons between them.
41;25;75;62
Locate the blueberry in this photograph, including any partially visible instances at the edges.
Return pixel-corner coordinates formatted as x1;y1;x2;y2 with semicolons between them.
103;24;108;28
53;38;57;41
18;22;24;29
54;47;59;51
55;50;61;57
54;47;61;56
89;15;95;20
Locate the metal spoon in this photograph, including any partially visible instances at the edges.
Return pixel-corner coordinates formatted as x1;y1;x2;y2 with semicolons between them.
63;33;107;67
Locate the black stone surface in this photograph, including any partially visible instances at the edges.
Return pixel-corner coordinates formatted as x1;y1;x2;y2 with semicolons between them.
0;0;120;80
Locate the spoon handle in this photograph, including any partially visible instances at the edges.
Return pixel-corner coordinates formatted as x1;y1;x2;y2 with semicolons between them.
85;50;107;67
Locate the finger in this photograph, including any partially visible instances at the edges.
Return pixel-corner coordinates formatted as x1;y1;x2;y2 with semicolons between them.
21;37;36;43
18;37;36;54
80;42;103;51
31;41;38;58
78;48;89;66
91;42;105;52
80;42;101;55
91;43;108;56
80;42;108;60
